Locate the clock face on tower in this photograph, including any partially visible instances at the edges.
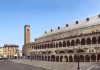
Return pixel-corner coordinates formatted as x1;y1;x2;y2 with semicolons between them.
27;29;29;31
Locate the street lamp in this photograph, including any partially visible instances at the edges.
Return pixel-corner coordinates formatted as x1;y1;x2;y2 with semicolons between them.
75;45;81;70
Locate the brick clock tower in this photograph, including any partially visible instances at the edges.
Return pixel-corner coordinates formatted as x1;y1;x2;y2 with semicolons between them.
24;25;30;45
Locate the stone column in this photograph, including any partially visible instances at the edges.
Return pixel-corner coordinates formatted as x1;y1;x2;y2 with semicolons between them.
96;54;97;62
72;55;74;62
67;55;69;62
90;55;91;62
83;55;85;62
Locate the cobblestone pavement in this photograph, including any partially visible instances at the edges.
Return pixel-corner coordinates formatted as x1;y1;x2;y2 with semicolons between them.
86;63;100;70
11;59;99;70
0;59;49;70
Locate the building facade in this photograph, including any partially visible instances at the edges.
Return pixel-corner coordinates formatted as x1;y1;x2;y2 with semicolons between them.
3;44;19;58
31;14;100;62
0;47;4;58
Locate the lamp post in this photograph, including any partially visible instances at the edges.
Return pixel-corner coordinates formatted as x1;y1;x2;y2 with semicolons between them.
77;45;81;70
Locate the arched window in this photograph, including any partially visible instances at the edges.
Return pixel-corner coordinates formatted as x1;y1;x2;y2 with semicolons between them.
51;43;53;48
92;37;96;44
67;40;70;46
53;43;55;48
81;38;85;45
56;43;58;48
44;44;47;49
47;44;50;48
87;38;91;45
59;42;62;47
63;41;66;47
71;40;75;46
51;55;55;61
42;45;44;49
40;45;42;49
76;39;80;46
38;45;39;49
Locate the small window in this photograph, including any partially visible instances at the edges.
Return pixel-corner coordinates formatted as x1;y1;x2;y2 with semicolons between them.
58;27;60;29
45;31;47;34
89;50;91;52
86;18;89;21
76;21;78;24
92;50;94;52
66;24;68;27
51;29;53;31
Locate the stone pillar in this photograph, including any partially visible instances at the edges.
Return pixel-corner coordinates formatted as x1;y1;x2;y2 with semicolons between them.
96;54;97;62
90;55;91;62
68;55;69;62
46;56;47;61
84;55;85;62
83;55;85;62
72;55;74;62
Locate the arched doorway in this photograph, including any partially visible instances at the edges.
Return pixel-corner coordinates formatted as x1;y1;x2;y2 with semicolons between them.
80;55;84;62
64;56;68;62
51;55;55;61
91;55;96;62
97;54;100;62
56;56;59;62
60;56;63;62
85;55;90;62
69;55;73;62
48;56;50;61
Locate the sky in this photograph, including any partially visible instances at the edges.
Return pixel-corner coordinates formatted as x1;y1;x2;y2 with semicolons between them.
0;0;100;50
